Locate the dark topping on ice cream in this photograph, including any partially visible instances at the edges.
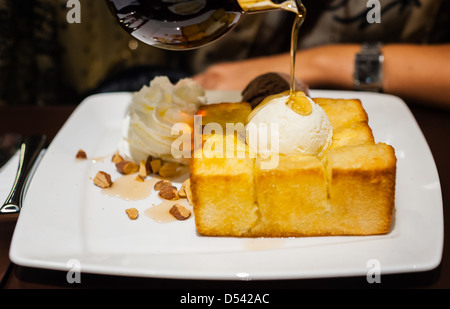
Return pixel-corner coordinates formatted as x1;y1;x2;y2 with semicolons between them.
242;72;309;109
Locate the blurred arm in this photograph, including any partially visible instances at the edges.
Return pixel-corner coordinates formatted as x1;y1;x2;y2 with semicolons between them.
193;44;450;109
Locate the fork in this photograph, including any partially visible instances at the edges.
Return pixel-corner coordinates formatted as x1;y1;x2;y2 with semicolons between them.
0;135;46;214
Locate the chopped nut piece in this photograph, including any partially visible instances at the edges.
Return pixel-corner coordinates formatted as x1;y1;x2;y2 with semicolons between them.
178;178;189;198
139;160;147;178
154;179;172;191
182;179;193;205
116;160;139;175
125;208;139;220
178;186;187;198
150;159;161;174
169;204;191;221
76;150;87;159
93;171;112;188
158;162;180;178
145;155;153;174
158;185;179;200
112;152;124;163
135;175;145;182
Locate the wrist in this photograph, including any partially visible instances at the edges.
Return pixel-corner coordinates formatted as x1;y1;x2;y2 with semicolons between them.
298;45;360;89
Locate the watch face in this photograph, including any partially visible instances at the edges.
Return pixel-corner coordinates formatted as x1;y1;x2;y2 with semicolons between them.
355;54;383;86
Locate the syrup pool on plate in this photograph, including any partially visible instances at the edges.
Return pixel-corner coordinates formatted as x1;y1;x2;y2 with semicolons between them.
101;174;159;201
145;199;193;223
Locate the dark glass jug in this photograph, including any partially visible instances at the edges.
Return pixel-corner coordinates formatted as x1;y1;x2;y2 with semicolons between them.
106;0;303;50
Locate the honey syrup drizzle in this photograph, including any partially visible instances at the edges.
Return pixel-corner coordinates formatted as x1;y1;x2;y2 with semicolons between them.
286;3;312;116
246;2;311;123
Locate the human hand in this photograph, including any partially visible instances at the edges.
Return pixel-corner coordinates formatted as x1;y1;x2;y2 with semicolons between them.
192;45;360;92
192;54;291;90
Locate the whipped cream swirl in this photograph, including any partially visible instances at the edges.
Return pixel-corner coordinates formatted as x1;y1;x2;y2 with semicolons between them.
119;76;205;163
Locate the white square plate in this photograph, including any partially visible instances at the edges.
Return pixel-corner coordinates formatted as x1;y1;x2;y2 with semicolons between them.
9;90;443;280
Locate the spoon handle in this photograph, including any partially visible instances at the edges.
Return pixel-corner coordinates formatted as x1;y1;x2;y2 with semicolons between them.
1;135;47;214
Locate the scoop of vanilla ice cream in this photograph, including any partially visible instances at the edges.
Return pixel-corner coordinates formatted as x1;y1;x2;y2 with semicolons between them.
245;94;332;158
119;76;205;163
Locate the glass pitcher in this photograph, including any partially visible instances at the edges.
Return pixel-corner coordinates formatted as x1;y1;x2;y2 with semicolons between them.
106;0;303;50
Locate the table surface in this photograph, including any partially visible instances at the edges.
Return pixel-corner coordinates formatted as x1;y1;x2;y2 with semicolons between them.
0;100;448;290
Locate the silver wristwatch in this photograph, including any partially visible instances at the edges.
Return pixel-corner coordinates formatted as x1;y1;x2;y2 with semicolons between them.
354;42;384;92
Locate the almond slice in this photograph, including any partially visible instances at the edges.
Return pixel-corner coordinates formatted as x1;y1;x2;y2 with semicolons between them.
150;159;161;174
139;160;147;178
178;178;190;198
182;178;193;205
116;160;139;175
93;171;112;188
169;204;191;221
145;155;153;174
178;186;187;198
125;208;139;220
158;162;180;178
76;150;87;159
135;175;145;182
158;185;179;200
154;179;172;191
112;152;124;163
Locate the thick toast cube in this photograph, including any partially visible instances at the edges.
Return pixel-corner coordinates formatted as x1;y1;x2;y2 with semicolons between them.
251;155;330;237
313;98;369;129
190;135;257;236
197;102;252;129
330;121;375;149
326;143;397;235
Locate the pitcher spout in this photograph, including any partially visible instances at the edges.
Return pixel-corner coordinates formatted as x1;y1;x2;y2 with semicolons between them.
237;0;301;14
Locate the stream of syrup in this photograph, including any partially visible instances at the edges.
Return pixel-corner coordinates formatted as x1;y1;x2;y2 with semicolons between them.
286;3;312;116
